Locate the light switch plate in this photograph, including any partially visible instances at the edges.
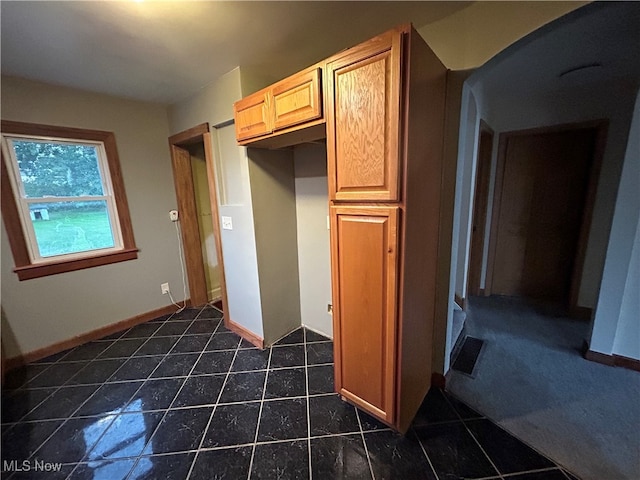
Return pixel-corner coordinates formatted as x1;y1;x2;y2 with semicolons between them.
221;216;233;230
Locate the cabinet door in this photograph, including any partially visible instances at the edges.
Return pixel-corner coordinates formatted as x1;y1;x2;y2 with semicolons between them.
272;68;322;131
234;91;271;141
327;30;403;202
331;206;399;423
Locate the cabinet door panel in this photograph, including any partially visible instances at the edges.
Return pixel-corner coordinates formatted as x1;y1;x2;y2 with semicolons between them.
272;68;322;131
331;206;398;423
234;91;271;141
327;31;402;202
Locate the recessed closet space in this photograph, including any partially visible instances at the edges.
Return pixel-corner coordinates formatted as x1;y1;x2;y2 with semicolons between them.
245;141;331;346
293;143;331;339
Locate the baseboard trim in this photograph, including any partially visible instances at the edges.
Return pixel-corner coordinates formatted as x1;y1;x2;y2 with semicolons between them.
570;305;593;320
584;347;640;372
454;294;466;310
613;354;640;372
226;318;264;349
5;301;190;371
584;348;615;366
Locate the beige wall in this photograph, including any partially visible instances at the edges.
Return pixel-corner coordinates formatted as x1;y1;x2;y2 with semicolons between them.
294;144;332;338
1;76;181;358
248;148;302;345
418;1;589;70
168;67;266;339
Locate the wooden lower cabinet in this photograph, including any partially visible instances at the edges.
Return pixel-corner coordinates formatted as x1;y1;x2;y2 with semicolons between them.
330;206;399;424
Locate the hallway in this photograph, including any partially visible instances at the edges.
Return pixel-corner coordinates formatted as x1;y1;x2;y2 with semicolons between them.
447;296;640;480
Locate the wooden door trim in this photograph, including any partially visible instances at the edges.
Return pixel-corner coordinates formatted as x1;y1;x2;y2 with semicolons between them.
485;120;607;310
169;144;208;306
467;120;494;298
568;121;607;314
485;132;508;296
169;124;228;310
169;123;209;146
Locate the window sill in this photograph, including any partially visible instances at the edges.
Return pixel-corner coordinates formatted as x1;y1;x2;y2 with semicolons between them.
14;248;139;280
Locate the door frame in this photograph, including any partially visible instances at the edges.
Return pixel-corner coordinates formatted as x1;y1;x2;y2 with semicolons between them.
485;120;607;316
467;120;494;297
168;124;228;314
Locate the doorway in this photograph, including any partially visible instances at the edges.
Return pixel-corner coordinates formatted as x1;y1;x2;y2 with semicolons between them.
486;122;605;311
168;124;228;312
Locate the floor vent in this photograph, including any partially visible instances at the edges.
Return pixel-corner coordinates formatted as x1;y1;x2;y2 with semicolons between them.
451;336;485;377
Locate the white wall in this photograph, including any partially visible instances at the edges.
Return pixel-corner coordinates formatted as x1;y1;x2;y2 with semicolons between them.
1;76;182;357
612;220;640;359
593;88;640;360
294;144;332;338
453;85;479;300
168;67;265;338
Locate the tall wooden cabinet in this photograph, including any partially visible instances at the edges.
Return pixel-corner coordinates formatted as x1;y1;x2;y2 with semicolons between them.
234;24;447;432
327;25;447;432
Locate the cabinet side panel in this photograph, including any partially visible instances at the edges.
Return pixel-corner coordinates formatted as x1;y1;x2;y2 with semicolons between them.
396;28;448;432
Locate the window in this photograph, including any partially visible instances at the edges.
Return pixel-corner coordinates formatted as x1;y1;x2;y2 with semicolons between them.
1;121;138;280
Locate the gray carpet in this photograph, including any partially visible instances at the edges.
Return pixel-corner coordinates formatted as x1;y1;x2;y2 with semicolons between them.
446;295;640;480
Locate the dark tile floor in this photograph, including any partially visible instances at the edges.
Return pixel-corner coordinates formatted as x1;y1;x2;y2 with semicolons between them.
1;304;581;479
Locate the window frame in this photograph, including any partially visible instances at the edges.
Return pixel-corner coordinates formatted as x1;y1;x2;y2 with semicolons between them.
1;120;138;280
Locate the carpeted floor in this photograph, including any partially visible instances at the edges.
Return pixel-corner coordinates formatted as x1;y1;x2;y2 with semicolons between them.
446;295;640;480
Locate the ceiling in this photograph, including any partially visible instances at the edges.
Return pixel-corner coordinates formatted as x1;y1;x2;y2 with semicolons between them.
475;1;640;100
0;1;471;104
1;2;637;105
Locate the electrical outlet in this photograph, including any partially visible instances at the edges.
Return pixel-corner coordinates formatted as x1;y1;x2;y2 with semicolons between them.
169;210;179;222
161;283;170;295
221;216;233;230
327;303;333;314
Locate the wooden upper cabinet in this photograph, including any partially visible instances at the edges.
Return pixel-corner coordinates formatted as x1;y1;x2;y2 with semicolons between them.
272;68;322;131
330;205;399;423
234;91;271;142
234;66;324;147
326;29;403;202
